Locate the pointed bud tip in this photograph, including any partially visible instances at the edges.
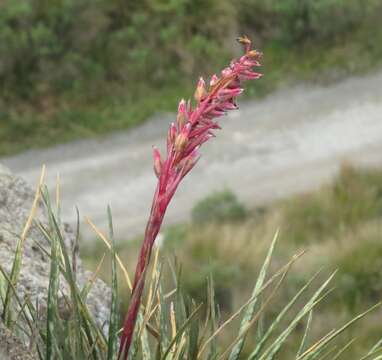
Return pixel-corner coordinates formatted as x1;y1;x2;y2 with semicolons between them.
210;74;219;87
194;77;207;102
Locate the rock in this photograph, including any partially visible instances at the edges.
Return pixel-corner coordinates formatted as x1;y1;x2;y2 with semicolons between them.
0;164;111;350
0;320;36;359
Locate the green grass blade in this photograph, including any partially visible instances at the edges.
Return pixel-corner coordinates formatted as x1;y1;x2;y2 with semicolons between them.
207;274;218;360
299;302;382;360
46;192;61;360
332;338;356;360
249;270;320;359
188;299;200;360
107;206;120;360
228;230;278;360
366;338;382;358
41;188;106;357
296;310;313;358
254;271;337;360
0;265;35;334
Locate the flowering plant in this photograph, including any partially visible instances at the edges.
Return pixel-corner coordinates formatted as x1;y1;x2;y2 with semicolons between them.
119;36;263;359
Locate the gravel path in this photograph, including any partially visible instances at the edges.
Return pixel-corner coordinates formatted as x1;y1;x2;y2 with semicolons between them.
2;71;382;241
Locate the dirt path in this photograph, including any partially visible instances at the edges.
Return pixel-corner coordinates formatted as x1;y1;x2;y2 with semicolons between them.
2;71;382;241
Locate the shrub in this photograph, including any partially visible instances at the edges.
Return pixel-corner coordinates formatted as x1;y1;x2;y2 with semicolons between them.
336;236;382;310
239;0;382;45
191;190;248;225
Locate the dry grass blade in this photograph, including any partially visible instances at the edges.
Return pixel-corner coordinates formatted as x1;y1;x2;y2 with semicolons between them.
162;303;203;360
85;216;132;291
22;165;46;241
81;253;107;300
2;165;45;326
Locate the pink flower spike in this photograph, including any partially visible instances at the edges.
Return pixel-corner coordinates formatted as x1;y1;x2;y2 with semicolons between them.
119;37;262;360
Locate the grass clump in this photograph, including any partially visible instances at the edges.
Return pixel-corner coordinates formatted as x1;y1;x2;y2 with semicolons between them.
129;165;382;358
2;169;382;359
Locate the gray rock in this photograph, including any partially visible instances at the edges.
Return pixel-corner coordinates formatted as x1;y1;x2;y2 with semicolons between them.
0;164;111;350
0;321;35;359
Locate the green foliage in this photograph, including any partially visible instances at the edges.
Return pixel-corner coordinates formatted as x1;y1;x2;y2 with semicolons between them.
336;237;382;311
1;1;382;156
191;190;248;225
240;0;381;45
282;166;382;245
0;169;376;360
145;166;382;358
3;173;381;358
0;0;234;100
162;224;240;308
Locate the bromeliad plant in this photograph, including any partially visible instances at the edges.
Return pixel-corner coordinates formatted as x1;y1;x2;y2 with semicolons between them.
119;36;263;358
1;37;382;360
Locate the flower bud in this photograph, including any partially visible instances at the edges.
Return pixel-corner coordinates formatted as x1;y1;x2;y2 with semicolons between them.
239;70;262;80
152;147;162;178
241;57;261;67
176;99;187;130
237;35;251;53
167;122;177;146
180;148;200;177
174;123;191;152
218;87;243;101
194;77;207;102
247;50;262;59
236;35;251;46
221;67;232;78
209;74;219;87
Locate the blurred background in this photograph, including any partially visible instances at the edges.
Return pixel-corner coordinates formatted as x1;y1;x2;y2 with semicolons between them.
1;0;382;357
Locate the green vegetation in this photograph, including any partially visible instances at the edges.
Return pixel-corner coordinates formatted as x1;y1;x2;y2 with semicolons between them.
2;178;382;359
191;190;248;225
281;166;382;245
82;166;382;358
2;0;382;155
